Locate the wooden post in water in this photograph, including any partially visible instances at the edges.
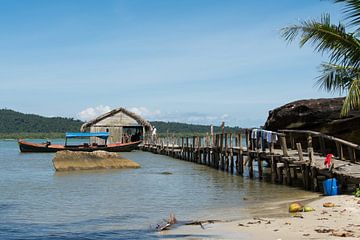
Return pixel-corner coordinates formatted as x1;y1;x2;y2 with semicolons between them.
214;134;219;169
235;134;239;173
203;135;207;165
257;152;263;179
246;130;252;177
212;134;216;168
192;136;196;162
180;137;184;160
198;136;201;164
229;133;234;173
186;137;189;161
238;132;244;175
249;155;254;178
271;155;277;183
225;133;229;172
220;133;224;171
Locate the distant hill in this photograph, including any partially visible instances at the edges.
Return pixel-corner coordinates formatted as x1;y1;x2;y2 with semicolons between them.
0;109;240;138
0;109;83;138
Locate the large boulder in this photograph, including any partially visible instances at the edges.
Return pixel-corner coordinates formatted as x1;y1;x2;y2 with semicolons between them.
53;150;140;171
264;97;360;144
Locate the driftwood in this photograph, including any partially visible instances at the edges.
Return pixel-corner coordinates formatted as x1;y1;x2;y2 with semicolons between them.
154;214;222;232
155;213;177;232
185;219;222;229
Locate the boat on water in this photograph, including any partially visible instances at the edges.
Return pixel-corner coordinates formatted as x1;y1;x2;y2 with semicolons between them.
18;132;142;153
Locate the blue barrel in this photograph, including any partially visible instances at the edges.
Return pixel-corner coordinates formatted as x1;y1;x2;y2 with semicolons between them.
323;178;338;196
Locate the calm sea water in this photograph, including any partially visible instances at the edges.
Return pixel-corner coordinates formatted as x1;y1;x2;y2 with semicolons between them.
0;139;318;239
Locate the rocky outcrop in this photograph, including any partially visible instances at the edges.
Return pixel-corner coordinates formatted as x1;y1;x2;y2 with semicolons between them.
264;97;360;144
53;150;140;171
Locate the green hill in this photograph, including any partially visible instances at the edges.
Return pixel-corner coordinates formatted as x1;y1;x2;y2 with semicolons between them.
0;109;83;138
0;109;240;138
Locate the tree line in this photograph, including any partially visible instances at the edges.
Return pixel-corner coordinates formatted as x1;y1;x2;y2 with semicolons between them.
0;109;240;138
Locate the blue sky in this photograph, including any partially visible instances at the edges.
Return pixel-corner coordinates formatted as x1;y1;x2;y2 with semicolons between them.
0;0;344;127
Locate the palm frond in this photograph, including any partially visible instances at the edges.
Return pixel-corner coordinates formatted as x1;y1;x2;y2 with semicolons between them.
316;63;357;94
340;79;360;116
335;0;360;30
281;14;360;68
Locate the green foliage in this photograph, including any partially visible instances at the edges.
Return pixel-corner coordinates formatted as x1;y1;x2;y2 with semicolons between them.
0;132;65;139
0;109;241;138
281;0;360;116
0;109;83;134
355;187;360;197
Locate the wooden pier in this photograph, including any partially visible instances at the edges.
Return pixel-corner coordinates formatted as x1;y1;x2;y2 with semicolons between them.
141;129;360;193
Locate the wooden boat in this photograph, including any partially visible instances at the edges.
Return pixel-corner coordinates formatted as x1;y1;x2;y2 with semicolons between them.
18;132;142;153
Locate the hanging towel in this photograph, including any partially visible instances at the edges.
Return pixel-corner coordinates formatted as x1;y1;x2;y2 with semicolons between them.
271;133;278;143
251;129;258;139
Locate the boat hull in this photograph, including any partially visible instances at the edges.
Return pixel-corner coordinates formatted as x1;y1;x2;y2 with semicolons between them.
18;140;142;153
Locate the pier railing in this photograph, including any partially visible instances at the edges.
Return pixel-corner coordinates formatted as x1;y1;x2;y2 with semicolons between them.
279;129;359;163
144;129;287;153
142;128;360;192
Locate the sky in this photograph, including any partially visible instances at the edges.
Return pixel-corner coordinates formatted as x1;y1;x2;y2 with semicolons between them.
0;0;344;127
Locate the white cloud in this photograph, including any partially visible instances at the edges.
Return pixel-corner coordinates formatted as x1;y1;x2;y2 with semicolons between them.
129;106;161;119
148;111;233;126
78;105;112;121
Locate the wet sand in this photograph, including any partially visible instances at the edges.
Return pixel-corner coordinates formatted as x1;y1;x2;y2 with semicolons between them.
161;195;360;239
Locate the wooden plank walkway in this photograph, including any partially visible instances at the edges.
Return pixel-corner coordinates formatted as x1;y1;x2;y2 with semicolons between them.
140;129;360;193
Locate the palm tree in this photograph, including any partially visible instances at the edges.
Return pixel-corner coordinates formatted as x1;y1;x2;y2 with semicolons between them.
281;0;360;116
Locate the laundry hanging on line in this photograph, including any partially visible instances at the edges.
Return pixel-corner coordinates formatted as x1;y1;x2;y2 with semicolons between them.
250;129;278;143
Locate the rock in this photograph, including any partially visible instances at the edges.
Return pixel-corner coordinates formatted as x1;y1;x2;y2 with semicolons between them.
264;97;360;144
53;150;140;171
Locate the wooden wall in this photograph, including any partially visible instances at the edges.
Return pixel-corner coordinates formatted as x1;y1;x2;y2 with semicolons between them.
88;111;144;144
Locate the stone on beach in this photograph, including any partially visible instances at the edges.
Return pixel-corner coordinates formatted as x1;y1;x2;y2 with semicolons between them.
52;150;140;171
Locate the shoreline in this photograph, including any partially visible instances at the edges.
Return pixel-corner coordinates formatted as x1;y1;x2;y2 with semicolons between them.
160;195;360;239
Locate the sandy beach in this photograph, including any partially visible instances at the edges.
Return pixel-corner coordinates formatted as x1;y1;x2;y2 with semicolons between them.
161;195;360;239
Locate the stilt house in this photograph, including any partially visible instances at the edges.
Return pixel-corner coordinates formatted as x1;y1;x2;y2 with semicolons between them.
80;108;153;144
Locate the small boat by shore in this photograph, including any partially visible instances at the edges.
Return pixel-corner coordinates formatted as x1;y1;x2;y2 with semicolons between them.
18;132;142;153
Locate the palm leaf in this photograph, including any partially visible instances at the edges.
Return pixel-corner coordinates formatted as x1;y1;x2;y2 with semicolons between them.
316;63;357;94
335;0;360;30
340;79;360;116
281;14;360;68
282;1;360;116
